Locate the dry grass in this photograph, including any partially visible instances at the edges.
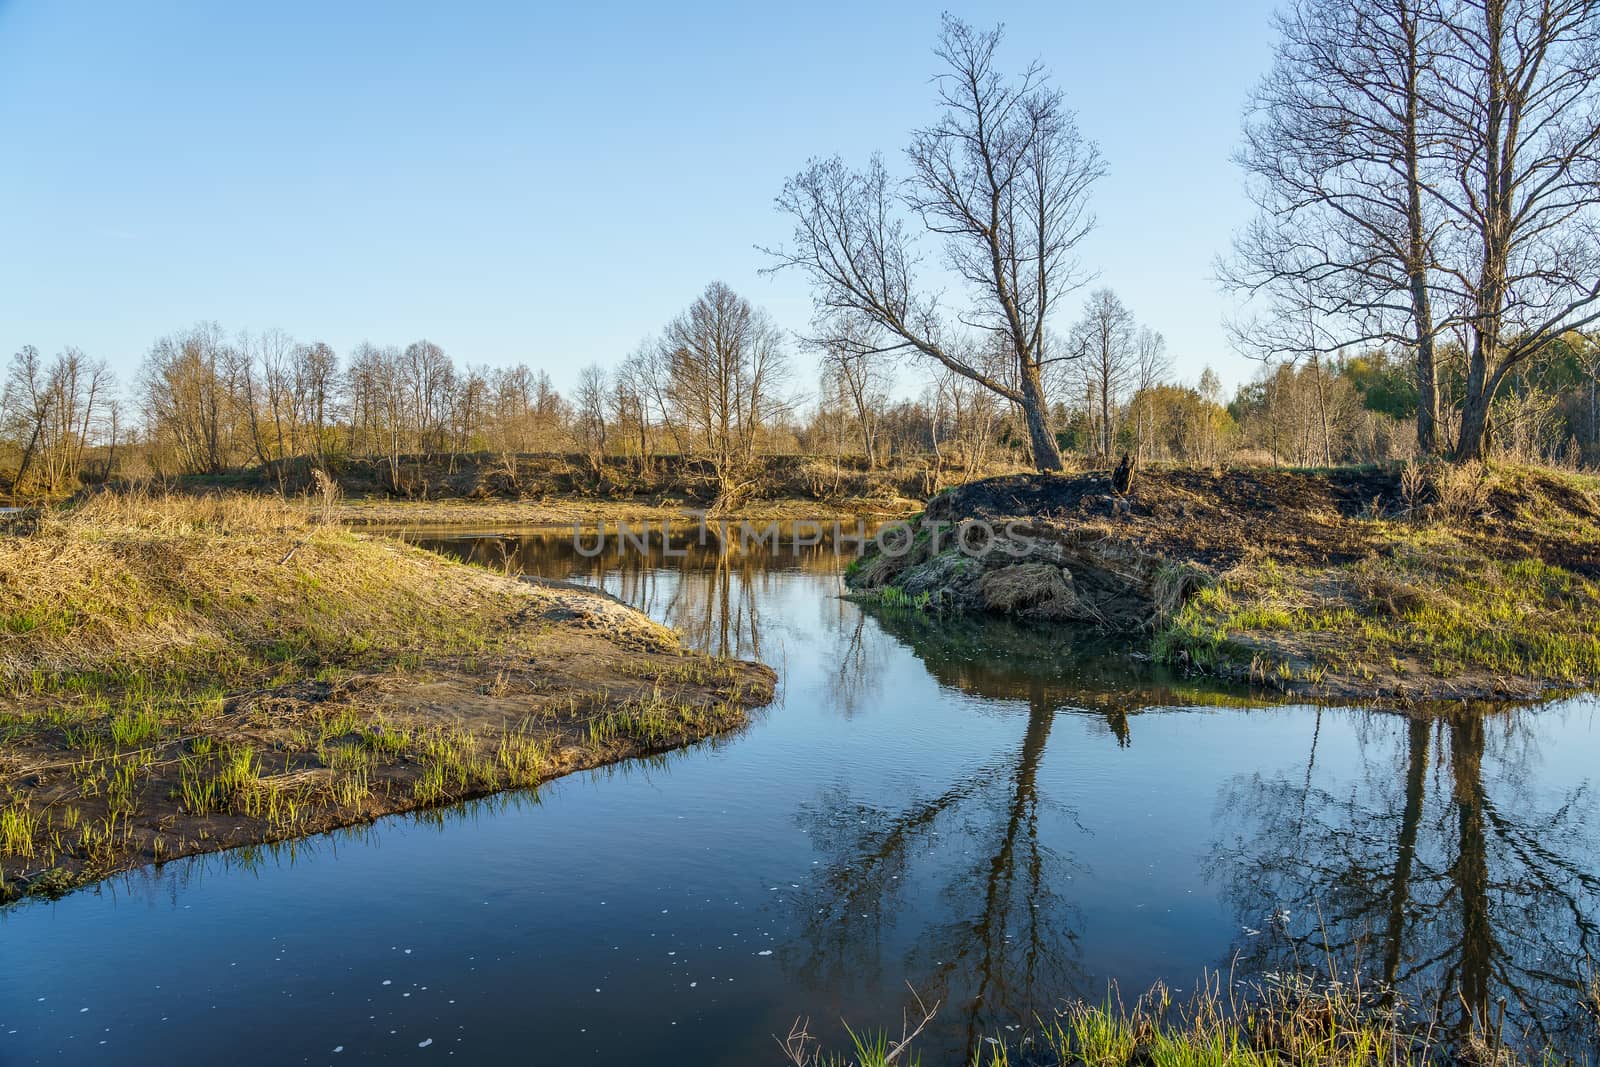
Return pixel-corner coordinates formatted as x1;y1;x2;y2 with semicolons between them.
1156;464;1600;700
0;489;517;688
801;967;1595;1066
0;489;774;901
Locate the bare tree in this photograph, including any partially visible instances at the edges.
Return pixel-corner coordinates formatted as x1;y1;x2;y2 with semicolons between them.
401;340;454;458
814;315;893;469
659;282;791;506
612;348;655;472
1433;0;1600;460
1069;289;1136;459
1;346;111;495
2;346;51;491
140;323;247;476
1130;327;1171;460
345;342;406;491
1227;0;1448;454
238;328;299;491
294;341;339;466
768;15;1105;472
1199;366;1227;465
574;363;609;470
487;365;566;454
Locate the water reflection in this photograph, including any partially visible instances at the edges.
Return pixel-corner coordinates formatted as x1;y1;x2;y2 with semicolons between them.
408;528;1600;1059
1209;705;1600;1049
793;682;1082;1057
407;524;854;660
864;606;1271;744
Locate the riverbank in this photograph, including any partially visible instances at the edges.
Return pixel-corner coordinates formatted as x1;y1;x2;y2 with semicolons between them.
0;493;775;902
332;493;916;528
845;463;1600;703
114;451;964;524
788;967;1600;1066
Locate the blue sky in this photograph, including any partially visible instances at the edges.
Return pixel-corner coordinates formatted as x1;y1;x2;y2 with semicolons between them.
0;0;1278;400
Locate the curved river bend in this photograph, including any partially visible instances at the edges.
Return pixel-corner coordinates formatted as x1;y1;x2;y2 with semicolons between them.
3;528;1598;1064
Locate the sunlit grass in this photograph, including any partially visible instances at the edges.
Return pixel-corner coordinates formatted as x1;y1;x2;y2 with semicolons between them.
1159;527;1600;689
796;970;1589;1066
0;490;770;903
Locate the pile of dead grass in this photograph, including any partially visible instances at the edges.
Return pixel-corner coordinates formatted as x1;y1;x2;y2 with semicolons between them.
0;489;525;691
1156;466;1600;697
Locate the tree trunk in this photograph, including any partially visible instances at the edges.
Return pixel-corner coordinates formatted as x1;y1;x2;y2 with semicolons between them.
1450;716;1492;1034
1018;365;1063;471
1382;718;1430;994
1402;15;1439;458
1454;342;1496;462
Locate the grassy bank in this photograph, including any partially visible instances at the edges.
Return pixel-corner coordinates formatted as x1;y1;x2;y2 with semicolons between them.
845;462;1600;702
0;492;775;901
1155;465;1600;701
785;969;1600;1066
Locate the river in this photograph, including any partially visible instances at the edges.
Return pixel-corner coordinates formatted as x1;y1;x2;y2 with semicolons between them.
3;526;1598;1064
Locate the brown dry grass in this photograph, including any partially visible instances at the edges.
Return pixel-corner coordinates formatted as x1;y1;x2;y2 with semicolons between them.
1;490;516;687
1156;465;1600;700
0;490;775;902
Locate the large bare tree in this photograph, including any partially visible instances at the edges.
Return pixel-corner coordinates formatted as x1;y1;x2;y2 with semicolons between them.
1226;0;1449;454
1233;0;1600;462
767;16;1105;472
1434;0;1600;460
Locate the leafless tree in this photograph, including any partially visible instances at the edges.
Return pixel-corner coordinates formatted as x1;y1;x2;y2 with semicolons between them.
1069;289;1136;459
612;347;656;472
293;341;339;466
1;345;111;495
487;364;566;455
238;328;299;490
1130;328;1171;461
658;281;791;506
1227;0;1449;454
140;323;247;476
401;339;454;458
345;342;406;490
1432;0;1600;460
767;15;1105;472
574;363;609;471
814;314;893;469
1233;0;1600;463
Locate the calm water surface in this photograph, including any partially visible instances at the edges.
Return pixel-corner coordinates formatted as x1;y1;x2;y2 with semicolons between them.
4;528;1599;1064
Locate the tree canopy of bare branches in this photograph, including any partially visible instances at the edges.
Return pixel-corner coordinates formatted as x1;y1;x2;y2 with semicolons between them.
767;15;1105;472
1230;0;1600;461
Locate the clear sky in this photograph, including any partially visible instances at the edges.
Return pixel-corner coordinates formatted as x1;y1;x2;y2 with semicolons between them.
0;0;1279;400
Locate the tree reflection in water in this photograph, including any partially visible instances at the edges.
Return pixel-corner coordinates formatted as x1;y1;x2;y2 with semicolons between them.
790;608;1252;1060
406;529;1600;1059
409;522;853;660
1208;704;1600;1051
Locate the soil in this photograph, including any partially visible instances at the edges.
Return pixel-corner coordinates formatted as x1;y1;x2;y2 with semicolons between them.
332;495;916;528
156;452;962;516
0;577;775;903
847;464;1600;704
919;466;1600;574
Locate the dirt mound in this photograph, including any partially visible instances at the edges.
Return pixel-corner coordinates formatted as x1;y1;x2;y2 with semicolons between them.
925;467;1403;569
850;463;1600;642
851;463;1600;703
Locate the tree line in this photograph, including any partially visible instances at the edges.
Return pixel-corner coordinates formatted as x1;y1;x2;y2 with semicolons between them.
7;6;1600;495
9;277;1594;501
